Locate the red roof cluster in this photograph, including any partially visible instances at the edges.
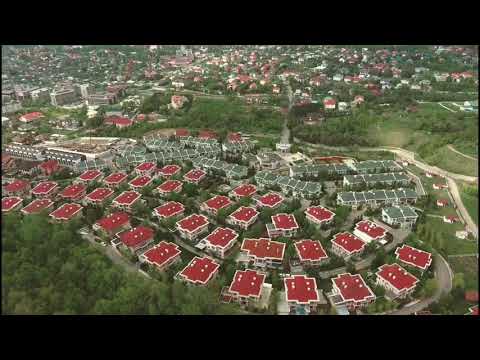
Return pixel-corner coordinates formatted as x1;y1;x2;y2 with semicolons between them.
295;240;328;262
178;256;220;285
95;211;130;232
113;191;141;206
227;132;244;143
158;164;181;177
257;192;284;208
135;162;156;173
306;206;335;223
232;183;257;197
103;172;128;185
177;214;209;233
395;245;432;270
354;220;386;240
157;180;182;193
119;226;154;249
183;169;206;183
39;160;60;174
272;213;299;231
129;175;153;188
228;270;265;298
333;273;375;303
230;206;259;223
376;263;419;292
332;232;366;254
21;198;54;215
86;187;114;202
284;275;319;304
2;197;23;212
204;195;233;212
3;179;30;193
205;227;239;248
153;201;185;219
59;183;86;199
142;241;181;268
78;169;102;182
241;238;285;261
31;181;58;195
49;203;83;220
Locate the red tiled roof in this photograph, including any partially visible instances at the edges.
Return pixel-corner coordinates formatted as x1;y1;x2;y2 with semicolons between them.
78;169;102;182
272;213;299;231
229;269;265;298
157;180;182;193
333;273;375;303
257;192;284;208
198;130;217;139
204;195;233;211
176;214;209;233
85;187;114;202
2;196;22;212
205;227;239;248
135;162;156;173
31;181;58;195
49;203;83;220
306;206;335;223
184;169;206;182
437;199;449;206
104;116;133;127
230;206;259;223
376;264;419;292
354;220;386;240
21;198;54;215
142;241;181;268
59;183;86;199
119;226;154;249
158;164;181;177
469;305;479;315
103;172;128;185
324;98;336;106
395;245;432;270
176;128;190;137
232;184;257;197
154;201;185;218
95;211;130;232
241;238;285;261
20;112;44;122
285;275;319;304
295;240;328;262
332;232;366;254
3;179;30;193
178;256;220;285
129;175;153;188
113;191;141;206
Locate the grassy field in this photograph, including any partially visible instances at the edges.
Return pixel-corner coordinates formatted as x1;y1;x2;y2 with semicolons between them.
420;146;478;177
459;182;479;226
449;255;479;291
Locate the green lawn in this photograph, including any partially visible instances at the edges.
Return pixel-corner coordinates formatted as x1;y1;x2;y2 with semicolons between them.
449;255;479;291
420;146;478;177
459;182;479;226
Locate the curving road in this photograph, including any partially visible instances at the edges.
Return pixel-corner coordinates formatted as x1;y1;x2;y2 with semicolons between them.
447;144;478;161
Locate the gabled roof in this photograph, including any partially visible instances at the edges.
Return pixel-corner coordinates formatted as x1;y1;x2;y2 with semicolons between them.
119;226;154;249
376;263;419;292
395;245;432;270
332;273;375;303
49;203;83;220
95;211;130;232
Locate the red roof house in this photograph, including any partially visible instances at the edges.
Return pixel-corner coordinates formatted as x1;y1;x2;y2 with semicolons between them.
118;226;155;253
331;273;376;311
228;206;259;230
353;220;387;243
294;239;329;266
158;164;181;178
256;192;284;209
84;187;114;204
376;263;419;299
103;172;128;187
21;198;54;215
39;160;60;176
395;245;432;271
323;98;336;110
183;169;206;184
153;201;185;220
2;196;23;212
177;256;220;286
224;269;267;307
175;128;190;138
93;211;131;235
49;203;83;221
112;190;141;211
331;232;366;259
240;238;285;268
140;241;182;271
230;183;257;199
198;130;218;139
128;175;153;189
104;116;133;128
19;112;44;123
176;213;210;241
267;213;299;238
202;227;239;258
156;180;183;197
305;206;335;227
31;181;59;197
59;183;87;201
135;162;157;176
201;195;233;216
3;179;31;196
78;169;103;182
284;275;320;314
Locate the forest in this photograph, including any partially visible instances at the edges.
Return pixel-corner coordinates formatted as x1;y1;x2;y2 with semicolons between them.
1;212;242;315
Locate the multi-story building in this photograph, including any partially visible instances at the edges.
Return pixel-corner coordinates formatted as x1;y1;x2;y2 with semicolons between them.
375;263;419;300
227;206;259;230
93;211;131;237
353;220;387;244
111;191;142;212
87;92;116;106
20;198;54;215
198;227;239;259
395;245;432;271
49;203;83;222
255;192;284;210
200;195;233;217
221;269;271;309
152;201;185;222
176;256;220;286
336;189;418;209
381;206;418;229
2;197;23;213
294;239;329;267
330;232;366;259
118;226;155;253
156;180;183;197
84;187;114;206
240;238;285;269
176;214;210;241
284;275;321;315
50;88;78;106
139;241;182;271
58;183;87;202
328;273;376;312
266;213;299;238
305;206;335;228
343;172;410;188
31;181;59;198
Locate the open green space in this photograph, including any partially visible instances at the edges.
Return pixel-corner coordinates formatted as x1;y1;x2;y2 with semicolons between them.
449;256;479;291
459;182;479;226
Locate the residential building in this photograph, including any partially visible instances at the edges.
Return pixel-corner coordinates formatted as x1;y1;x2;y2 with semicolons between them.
20;198;54;215
337;189;418;208
19;111;45;123
376;263;419;300
200;195;234;217
255;192;284;209
343;172;410;188
176;256;220;286
353;220;387;244
129;175;154;190
104;116;132;129
294;239;329;266
256;151;282;170
284;275;321;315
49;203;83;222
152;201;185;221
330;232;366;259
183;169;206;184
31;181;59;198
139;241;182;271
222;269;271;309
305;206;335;227
103;172;128;187
135;162;157;176
50;88;78;106
118;226;155;253
329;273;376;311
3;179;31;197
84;187;114;206
156;180;183;197
59;183;87;201
240;238;285;269
93;211;131;237
78;169;103;183
230;183;257;200
381;206;418;229
267;213;299;238
2;196;23;212
87;92;116;106
227;206;259;230
176;213;210;241
39;159;61;176
443;215;459;224
199;227;239;258
395;245;432;271
158;164;181;178
111;190;142;211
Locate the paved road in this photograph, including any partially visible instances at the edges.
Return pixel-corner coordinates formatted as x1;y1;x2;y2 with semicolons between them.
447;145;478;161
446;177;478;239
387;253;453;315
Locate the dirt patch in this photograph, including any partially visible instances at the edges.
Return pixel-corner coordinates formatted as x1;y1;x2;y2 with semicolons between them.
143;128;176;137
